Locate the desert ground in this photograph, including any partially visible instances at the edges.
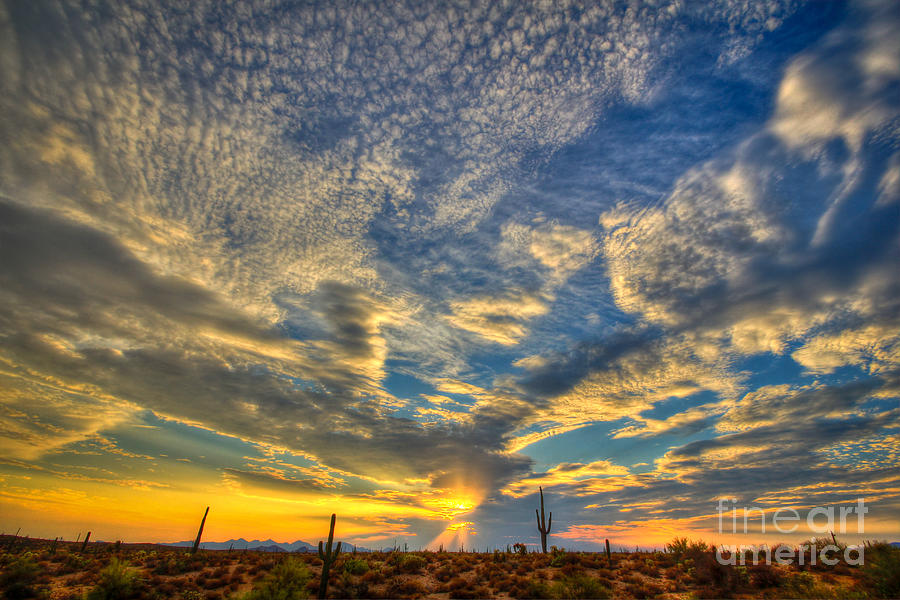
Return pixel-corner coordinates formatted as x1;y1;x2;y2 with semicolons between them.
1;535;898;599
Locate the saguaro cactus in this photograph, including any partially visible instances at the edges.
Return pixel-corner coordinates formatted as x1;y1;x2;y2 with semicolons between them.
536;486;552;553
81;531;91;553
317;513;342;599
191;506;209;555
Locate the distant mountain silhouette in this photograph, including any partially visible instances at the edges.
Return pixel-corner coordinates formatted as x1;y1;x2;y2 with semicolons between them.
163;538;374;552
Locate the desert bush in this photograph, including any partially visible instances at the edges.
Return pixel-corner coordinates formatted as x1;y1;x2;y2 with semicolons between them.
521;579;553;599
779;571;832;599
59;551;92;574
665;537;708;562
749;563;782;587
246;557;312;600
550;548;578;567
812;537;848;552
665;538;689;560
202;576;228;590
449;585;490;599
333;571;368;599
342;557;369;575
211;566;228;578
863;542;900;598
386;577;429;599
623;579;666;599
360;568;385;585
396;553;427;574
434;564;453;582
153;554;193;576
663;565;682;580
86;558;141;600
634;557;657;576
550;574;612;599
0;554;41;599
559;563;585;577
691;550;739;594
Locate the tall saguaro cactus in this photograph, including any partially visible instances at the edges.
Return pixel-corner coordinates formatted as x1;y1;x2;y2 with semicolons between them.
536;486;552;553
191;506;209;555
317;513;342;599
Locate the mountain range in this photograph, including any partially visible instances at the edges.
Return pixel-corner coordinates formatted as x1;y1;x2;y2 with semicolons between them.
163;539;375;552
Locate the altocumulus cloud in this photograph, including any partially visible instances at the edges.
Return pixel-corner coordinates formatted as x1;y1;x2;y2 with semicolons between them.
0;0;898;546
491;0;900;539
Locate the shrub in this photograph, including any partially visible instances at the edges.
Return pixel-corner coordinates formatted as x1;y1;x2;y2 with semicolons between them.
749;563;782;588
665;537;708;562
550;574;612;599
634;558;657;576
397;553;427;574
665;538;690;560
342;557;369;575
387;578;429;598
246;557;312;600
59;551;91;574
550;548;578;568
153;554;192;575
333;571;369;599
623;579;666;599
863;542;900;598
449;585;490;599
360;568;384;584
692;551;738;593
86;558;141;600
522;580;553;599
434;564;453;582
0;555;41;600
780;571;832;599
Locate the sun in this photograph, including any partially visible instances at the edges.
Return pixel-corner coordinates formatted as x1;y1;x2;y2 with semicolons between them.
426;495;476;520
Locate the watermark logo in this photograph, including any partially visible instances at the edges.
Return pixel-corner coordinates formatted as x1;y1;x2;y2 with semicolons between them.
716;497;867;535
714;498;867;566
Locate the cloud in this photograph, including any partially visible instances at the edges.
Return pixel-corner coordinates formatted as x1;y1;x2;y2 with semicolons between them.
0;375;132;461
599;2;900;363
504;460;631;497
222;468;339;495
498;221;599;283
0;199;531;493
502;332;740;450
446;290;550;346
792;322;900;377
3;0;898;545
716;379;885;433
770;0;900;154
476;1;900;533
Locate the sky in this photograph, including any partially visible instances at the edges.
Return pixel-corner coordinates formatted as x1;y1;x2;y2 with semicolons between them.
0;0;898;551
